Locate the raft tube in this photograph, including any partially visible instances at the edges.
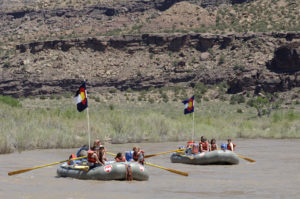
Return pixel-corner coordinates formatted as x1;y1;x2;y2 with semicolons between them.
57;161;149;181
170;150;239;165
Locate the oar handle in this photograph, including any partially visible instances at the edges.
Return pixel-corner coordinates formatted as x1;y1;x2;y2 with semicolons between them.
8;156;87;176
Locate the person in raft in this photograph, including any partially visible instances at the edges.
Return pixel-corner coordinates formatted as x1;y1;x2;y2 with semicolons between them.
98;145;107;164
210;138;218;151
227;139;236;151
115;152;126;162
132;146;144;165
76;145;89;157
87;146;103;168
200;137;210;152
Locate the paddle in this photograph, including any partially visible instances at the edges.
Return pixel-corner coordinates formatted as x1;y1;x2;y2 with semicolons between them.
144;162;188;176
8;156;87;176
106;152;188;176
237;154;256;163
144;147;190;158
217;148;255;163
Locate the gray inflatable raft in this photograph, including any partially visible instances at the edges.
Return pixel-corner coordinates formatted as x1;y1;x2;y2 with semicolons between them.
170;150;239;165
57;161;149;181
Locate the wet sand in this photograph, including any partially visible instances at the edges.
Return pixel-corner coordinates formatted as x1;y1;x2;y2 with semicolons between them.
1;139;300;199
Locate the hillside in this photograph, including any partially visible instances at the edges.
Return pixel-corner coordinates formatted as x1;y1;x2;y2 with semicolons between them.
0;0;300;99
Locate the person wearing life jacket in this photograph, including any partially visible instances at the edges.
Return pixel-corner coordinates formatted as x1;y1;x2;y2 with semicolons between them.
115;152;126;162
87;146;103;169
76;145;89;157
67;153;77;165
200;137;210;152
186;141;199;154
210;138;218;151
132;146;144;165
198;136;204;152
227;139;236;151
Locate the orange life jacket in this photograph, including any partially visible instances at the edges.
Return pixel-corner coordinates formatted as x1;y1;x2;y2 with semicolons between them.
192;143;199;153
68;153;76;165
115;156;126;162
227;143;236;151
201;142;209;151
133;150;144;164
211;144;217;151
88;150;97;163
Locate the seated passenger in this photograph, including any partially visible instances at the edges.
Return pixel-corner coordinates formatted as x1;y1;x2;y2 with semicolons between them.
198;136;204;152
98;145;107;165
227;139;236;152
210;138;218;151
132;146;144;165
200;137;210;152
115;152;126;162
76;145;89;157
87;146;103;169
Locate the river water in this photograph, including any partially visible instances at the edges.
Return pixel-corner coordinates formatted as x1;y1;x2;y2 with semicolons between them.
1;139;300;199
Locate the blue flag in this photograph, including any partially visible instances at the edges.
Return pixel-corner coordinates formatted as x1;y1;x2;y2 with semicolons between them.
182;96;194;115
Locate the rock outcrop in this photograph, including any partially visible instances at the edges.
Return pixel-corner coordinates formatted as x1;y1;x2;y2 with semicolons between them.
1;32;300;97
267;42;300;72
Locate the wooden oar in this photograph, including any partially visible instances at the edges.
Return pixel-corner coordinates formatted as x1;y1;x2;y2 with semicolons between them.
144;162;188;176
237;154;256;163
217;148;256;163
8;156;87;176
144;147;190;158
106;152;188;176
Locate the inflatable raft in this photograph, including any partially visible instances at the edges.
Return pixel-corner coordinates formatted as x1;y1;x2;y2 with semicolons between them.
170;150;239;165
57;161;149;181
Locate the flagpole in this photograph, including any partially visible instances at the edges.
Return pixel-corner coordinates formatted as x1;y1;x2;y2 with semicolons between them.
86;107;91;150
85;79;91;150
192;111;195;142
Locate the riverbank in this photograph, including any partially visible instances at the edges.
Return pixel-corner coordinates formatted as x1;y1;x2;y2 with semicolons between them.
1;95;299;154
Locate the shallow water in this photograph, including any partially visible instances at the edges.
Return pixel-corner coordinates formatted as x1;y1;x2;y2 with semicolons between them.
1;139;300;199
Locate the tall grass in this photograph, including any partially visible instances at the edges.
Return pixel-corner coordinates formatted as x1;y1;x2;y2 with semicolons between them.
0;97;300;154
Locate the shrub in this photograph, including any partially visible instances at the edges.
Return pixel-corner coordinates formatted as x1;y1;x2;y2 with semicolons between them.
0;95;22;107
148;98;154;104
39;96;47;100
109;104;114;111
237;108;243;113
109;89;117;94
3;62;11;68
230;95;245;104
218;54;225;65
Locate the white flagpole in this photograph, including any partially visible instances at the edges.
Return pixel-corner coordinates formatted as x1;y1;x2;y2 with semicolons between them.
84;79;91;150
192;111;195;142
86;107;91;150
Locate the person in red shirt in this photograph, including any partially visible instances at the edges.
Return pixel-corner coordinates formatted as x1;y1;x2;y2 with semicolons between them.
200;137;210;152
115;152;126;162
227;139;236;151
210;138;218;151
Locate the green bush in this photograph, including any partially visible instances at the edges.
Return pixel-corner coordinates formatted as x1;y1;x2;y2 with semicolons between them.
0;95;22;107
230;95;245;104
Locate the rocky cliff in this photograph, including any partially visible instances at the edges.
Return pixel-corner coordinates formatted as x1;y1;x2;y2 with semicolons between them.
1;32;300;97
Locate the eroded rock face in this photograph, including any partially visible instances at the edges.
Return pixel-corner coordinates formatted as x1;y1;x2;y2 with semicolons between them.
2;32;300;97
268;42;300;72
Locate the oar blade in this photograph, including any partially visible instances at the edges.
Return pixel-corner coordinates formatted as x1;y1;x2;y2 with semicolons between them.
166;168;189;176
144;162;188;177
8;156;88;176
238;155;256;163
8;168;33;176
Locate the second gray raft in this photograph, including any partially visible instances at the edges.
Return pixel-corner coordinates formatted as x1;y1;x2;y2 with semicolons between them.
170;150;239;165
57;161;149;181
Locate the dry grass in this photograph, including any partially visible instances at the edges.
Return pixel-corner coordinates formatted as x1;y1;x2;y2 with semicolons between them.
1;95;299;154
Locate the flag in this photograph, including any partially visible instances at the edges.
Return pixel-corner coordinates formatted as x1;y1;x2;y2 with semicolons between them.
182;96;194;115
75;82;88;112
